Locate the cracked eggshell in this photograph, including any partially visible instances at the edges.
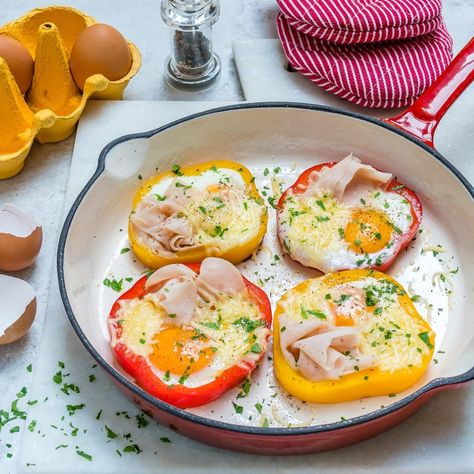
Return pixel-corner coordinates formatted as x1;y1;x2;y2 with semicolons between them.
0;204;42;271
0;274;36;344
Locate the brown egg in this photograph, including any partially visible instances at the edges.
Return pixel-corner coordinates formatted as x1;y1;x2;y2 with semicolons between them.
0;205;42;271
0;34;34;93
0;274;36;345
70;23;132;90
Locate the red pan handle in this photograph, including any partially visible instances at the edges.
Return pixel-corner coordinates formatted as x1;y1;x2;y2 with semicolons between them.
385;36;474;148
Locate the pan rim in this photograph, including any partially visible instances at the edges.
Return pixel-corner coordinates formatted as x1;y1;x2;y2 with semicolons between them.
57;101;474;437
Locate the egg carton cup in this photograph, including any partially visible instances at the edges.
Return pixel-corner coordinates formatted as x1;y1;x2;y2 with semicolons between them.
0;6;141;179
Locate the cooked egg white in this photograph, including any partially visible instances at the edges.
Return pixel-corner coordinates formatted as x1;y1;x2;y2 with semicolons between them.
113;292;267;388
278;188;413;272
280;276;431;373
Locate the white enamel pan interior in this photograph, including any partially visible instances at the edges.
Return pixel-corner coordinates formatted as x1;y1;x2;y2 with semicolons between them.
58;103;474;433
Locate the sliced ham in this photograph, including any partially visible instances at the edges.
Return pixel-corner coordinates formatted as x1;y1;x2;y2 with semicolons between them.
145;263;197;293
196;257;246;301
143;258;247;325
145;277;197;327
144;263;198;326
279;313;375;381
130;179;200;257
278;313;328;370
303;154;392;206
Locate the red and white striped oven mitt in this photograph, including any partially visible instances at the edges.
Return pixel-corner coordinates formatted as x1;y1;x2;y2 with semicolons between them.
277;0;443;44
276;0;453;108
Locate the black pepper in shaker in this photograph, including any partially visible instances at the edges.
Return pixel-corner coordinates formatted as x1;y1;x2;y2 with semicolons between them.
161;0;221;90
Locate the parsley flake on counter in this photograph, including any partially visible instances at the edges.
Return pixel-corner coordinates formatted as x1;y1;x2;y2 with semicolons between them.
105;425;118;439
76;449;92;461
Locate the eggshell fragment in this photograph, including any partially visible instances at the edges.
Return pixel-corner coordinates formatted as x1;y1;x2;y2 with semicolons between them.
69;23;132;90
0;274;36;344
0;34;34;93
0;204;42;271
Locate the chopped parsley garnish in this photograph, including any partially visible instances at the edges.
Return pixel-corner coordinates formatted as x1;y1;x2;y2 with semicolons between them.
255;403;263;414
306;309;327;319
136;413;149;428
160;437;171;443
250;343;262;354
76;450;92;461
211;225;229;238
316;200;326;211
53;371;63;384
200;319;221;330
418;332;433;349
123;444;143;454
338;227;345;238
154;194;166;201
178;373;189;385
105;425;118;439
301;306;326;319
175;181;192;190
232;402;244;414
237;378;251;398
171;164;184;176
103;278;123;292
390;184;405;191
316;216;330;222
232;317;265;332
66;403;85;415
120;247;130;254
263;168;270;176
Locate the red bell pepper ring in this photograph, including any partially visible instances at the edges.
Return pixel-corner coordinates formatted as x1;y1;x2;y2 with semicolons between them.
108;262;272;409
277;162;422;273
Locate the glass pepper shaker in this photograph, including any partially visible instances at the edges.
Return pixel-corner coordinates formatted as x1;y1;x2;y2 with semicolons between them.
161;0;221;90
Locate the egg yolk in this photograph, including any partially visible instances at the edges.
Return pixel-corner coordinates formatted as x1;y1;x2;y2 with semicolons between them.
150;327;215;376
207;184;221;193
344;208;392;253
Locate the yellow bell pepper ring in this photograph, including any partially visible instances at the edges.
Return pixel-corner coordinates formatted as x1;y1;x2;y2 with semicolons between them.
273;269;435;404
129;160;268;269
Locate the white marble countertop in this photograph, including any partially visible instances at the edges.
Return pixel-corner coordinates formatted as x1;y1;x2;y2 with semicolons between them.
0;1;473;472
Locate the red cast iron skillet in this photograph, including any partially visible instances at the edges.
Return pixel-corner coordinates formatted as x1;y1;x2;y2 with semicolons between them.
58;37;474;454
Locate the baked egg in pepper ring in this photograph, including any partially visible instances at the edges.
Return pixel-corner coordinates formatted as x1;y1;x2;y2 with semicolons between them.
129;160;268;268
273;269;434;403
108;257;272;408
277;154;422;273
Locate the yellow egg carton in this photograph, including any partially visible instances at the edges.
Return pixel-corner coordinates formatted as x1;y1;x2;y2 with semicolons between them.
0;6;141;179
